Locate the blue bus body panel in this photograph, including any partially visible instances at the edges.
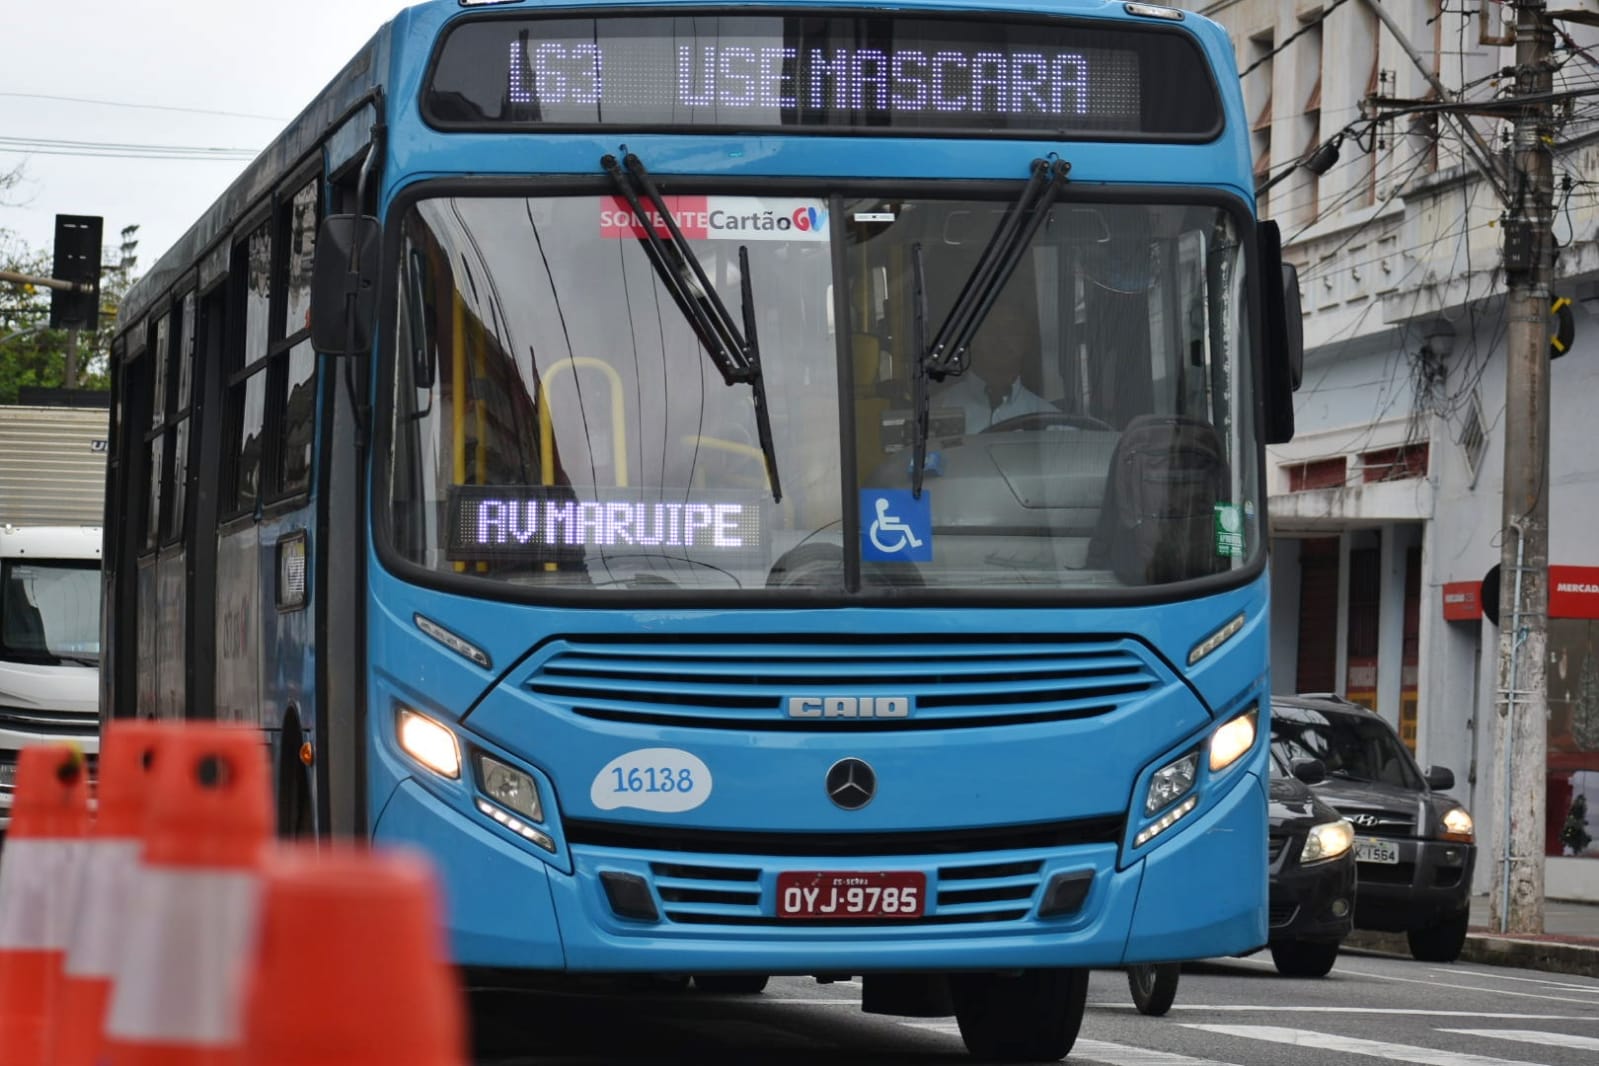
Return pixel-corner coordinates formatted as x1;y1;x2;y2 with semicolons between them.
368;562;1270;971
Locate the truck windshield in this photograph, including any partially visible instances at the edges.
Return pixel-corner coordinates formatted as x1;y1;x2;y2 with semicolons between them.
383;191;1260;596
0;560;100;665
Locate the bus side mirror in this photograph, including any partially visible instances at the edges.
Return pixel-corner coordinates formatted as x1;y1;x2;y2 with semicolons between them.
1258;221;1301;444
1280;262;1304;390
310;214;381;356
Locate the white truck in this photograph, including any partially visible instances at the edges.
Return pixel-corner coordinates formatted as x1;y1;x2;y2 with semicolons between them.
0;404;108;828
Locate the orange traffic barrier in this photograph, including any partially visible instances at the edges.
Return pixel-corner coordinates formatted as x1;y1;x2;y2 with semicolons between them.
52;720;172;1066
0;743;91;1066
103;724;272;1066
242;845;467;1065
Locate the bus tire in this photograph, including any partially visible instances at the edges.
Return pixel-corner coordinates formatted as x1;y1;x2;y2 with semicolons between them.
951;967;1087;1062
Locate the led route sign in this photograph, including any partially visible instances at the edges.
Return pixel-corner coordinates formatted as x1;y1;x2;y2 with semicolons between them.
448;486;764;566
507;41;1111;120
425;14;1221;138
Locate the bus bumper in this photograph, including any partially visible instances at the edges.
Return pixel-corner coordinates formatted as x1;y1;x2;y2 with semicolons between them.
374;765;1266;974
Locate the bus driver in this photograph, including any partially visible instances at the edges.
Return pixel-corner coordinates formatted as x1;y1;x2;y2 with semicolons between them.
933;301;1059;433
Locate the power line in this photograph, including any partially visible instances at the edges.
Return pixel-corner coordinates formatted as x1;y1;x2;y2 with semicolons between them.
0;91;286;122
0;135;257;162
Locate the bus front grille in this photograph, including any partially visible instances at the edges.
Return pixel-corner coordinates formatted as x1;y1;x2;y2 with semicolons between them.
525;634;1164;730
646;856;1047;927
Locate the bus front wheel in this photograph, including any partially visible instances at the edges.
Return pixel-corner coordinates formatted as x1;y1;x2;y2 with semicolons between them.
951;968;1087;1062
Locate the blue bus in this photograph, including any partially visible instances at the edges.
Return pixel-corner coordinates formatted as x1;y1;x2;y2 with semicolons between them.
104;1;1301;1058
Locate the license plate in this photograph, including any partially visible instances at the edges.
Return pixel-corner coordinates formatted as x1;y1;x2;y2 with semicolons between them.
776;871;926;919
1355;837;1399;864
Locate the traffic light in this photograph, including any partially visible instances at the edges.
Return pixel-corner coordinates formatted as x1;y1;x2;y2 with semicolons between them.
49;214;103;331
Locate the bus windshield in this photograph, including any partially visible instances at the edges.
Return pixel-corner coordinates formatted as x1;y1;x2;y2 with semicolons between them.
384;190;1260;596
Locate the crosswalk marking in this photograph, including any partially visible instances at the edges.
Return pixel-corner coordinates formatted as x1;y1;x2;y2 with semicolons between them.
1335;966;1599;1006
1070;1038;1248;1065
897;1025;1244;1065
1102;1004;1593;1019
1186;1024;1551;1066
1424;969;1599;995
1438;1028;1599;1051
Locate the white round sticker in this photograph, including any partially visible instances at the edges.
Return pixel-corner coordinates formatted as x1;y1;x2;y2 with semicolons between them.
591;748;713;813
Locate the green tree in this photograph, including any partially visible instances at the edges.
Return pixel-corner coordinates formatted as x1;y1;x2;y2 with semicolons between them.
0;210;138;403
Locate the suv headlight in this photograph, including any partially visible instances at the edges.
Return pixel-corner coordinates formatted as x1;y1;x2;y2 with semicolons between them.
1440;806;1474;843
1301;818;1354;864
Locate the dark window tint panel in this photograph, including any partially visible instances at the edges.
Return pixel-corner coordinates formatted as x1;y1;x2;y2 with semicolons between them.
278;340;317;495
244;225;273;366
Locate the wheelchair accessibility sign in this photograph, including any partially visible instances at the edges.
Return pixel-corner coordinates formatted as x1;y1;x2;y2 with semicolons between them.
861;490;932;563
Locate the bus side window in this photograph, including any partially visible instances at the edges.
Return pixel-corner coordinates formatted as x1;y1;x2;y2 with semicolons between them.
223;222;273;518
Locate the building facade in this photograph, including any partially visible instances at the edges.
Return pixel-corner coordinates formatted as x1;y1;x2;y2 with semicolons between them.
1180;0;1599;902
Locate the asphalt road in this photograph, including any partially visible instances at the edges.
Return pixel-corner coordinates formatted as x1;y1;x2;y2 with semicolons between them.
471;949;1599;1065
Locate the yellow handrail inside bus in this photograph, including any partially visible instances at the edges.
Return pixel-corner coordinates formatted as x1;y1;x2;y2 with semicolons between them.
538;357;629;487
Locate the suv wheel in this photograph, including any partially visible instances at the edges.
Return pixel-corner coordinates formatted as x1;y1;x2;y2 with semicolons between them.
1407;912;1468;962
1126;963;1180;1015
1269;939;1339;977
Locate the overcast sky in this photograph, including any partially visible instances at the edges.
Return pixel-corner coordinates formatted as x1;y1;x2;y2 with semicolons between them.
1;0;414;271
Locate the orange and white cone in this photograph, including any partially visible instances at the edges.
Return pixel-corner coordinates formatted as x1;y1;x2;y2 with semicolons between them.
103;724;272;1066
241;844;467;1065
0;743;90;1066
51;720;173;1066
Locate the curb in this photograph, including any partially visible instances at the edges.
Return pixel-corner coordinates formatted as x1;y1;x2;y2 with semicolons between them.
1344;929;1599;979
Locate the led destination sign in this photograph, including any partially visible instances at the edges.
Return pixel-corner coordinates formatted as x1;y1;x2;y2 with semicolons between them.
448;486;764;565
425;14;1220;138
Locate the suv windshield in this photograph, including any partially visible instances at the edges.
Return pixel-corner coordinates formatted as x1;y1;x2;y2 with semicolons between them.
1272;710;1424;791
384;190;1260;597
0;560;100;666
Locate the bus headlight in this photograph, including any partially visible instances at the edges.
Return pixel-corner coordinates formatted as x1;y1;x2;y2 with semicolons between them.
478;754;542;822
1209;708;1257;772
1144;750;1198;815
1440;806;1475;843
1301;818;1354;864
397;708;460;779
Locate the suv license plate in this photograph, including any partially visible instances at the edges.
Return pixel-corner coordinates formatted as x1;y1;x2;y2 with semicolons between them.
776;871;925;919
1355;837;1399;864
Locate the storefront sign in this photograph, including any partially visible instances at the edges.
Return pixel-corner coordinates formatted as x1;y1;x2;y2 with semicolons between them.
1442;581;1482;621
1550;565;1599;620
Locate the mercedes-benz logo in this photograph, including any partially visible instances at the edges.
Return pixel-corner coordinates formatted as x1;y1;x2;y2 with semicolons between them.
826;758;876;811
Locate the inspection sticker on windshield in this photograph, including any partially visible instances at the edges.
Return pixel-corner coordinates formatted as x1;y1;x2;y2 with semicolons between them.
591;748;713;813
1213;503;1245;558
601;196;829;242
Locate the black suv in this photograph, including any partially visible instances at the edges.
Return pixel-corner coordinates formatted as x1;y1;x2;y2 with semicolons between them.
1271;695;1477;962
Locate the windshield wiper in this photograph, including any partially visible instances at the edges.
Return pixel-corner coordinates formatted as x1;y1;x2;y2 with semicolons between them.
909;157;1071;498
601;152;782;502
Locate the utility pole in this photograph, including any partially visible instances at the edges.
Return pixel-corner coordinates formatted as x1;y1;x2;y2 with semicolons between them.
65;328;80;389
1490;0;1556;936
